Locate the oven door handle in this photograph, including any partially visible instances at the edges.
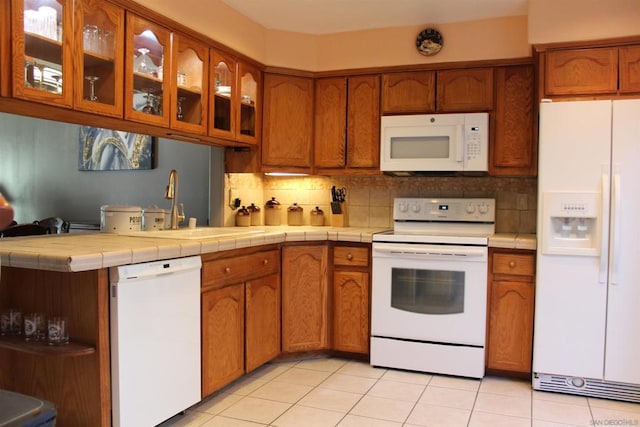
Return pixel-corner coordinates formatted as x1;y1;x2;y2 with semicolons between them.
372;242;487;259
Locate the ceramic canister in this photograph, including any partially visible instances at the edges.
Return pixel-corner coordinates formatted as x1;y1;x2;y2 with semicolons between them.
247;203;261;226
236;206;251;227
264;197;282;226
142;206;165;231
287;203;303;226
100;205;142;232
310;206;324;226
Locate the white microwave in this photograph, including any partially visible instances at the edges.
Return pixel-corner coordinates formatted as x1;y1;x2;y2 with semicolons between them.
380;113;489;174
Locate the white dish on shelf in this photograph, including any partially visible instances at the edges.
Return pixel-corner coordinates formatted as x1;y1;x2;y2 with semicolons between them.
216;85;231;95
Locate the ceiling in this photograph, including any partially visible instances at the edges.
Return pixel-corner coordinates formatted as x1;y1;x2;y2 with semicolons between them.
221;0;529;35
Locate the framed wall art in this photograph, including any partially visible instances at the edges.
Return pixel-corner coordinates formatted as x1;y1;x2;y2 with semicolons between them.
78;126;155;171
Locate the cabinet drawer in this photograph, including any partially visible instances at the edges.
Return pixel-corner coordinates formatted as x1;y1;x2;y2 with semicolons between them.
333;246;369;267
203;250;280;289
492;253;535;277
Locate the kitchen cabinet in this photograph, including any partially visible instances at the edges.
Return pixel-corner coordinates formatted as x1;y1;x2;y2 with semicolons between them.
332;244;370;354
201;247;280;396
619;45;640;93
262;73;314;172
0;266;111;426
170;31;209;134
314;75;380;173
486;249;535;375
437;68;494;112
491;65;536;176
201;283;244;396
11;0;73;107
540;43;640;97
381;68;492;114
73;0;124;118
282;244;329;352
236;61;261;144
209;50;236;140
124;12;172;127
381;71;435;114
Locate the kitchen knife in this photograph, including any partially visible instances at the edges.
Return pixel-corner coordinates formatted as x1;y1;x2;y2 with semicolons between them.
330;186;342;214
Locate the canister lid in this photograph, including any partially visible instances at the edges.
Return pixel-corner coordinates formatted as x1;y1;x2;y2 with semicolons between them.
100;205;142;213
247;203;260;213
236;206;250;216
310;206;324;216
142;206;165;214
288;203;303;212
265;197;281;209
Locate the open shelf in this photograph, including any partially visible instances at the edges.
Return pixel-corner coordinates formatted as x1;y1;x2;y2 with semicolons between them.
0;336;96;357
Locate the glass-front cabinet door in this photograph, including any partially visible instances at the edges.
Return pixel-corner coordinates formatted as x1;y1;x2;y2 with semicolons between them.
73;0;123;117
124;13;171;127
171;32;208;134
209;50;236;139
237;61;260;144
11;0;73;107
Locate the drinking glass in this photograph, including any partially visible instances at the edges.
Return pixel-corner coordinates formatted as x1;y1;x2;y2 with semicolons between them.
136;48;151;74
85;75;99;101
24;312;46;341
47;316;69;346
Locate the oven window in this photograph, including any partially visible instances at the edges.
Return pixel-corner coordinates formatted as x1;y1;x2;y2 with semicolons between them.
391;268;464;314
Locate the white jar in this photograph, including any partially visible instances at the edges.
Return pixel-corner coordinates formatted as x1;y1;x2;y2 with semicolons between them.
142;207;165;231
100;205;142;232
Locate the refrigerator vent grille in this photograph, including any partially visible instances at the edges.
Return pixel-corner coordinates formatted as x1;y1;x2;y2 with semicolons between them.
534;373;640;403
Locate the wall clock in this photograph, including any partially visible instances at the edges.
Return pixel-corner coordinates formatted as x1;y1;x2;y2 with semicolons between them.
416;28;443;56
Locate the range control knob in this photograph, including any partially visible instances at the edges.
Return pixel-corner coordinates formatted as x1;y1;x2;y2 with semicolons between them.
411;203;421;213
465;203;476;214
478;203;489;214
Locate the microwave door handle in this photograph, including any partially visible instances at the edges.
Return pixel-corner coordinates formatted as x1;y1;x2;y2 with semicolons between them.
455;125;464;163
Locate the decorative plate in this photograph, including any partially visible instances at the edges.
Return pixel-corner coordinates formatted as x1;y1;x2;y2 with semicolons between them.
416;28;443;56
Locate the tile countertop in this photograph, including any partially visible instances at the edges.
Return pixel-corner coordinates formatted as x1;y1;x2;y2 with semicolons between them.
0;228;537;273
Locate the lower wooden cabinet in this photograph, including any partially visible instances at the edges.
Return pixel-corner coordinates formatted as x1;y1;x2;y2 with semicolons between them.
281;244;329;352
245;274;281;372
202;283;245;396
486;249;536;375
201;247;281;396
332;244;370;354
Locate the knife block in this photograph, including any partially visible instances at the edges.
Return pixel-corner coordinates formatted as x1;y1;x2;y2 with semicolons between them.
331;203;348;227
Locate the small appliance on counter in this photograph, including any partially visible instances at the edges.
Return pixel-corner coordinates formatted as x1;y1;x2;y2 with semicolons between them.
142;206;165;231
100;205;142;232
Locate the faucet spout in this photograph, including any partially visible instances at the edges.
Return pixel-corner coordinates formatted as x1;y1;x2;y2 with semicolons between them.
165;169;184;229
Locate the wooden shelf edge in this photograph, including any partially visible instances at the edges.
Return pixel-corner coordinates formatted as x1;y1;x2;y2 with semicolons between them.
0;336;96;357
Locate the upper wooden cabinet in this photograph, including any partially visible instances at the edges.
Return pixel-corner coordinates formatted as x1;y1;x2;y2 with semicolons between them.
314;75;380;173
540;43;640;98
436;68;494;112
73;0;124;118
491;65;536;176
235;61;261;144
262;73;314;172
124;13;171;127
210;50;236;140
382;71;435;114
11;0;74;107
544;47;618;96
170;32;209;134
619;45;640;93
381;68;493;114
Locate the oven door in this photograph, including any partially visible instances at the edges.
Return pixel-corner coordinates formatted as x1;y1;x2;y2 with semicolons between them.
371;242;488;346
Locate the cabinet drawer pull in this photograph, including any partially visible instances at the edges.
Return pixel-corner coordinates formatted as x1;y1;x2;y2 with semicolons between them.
263;259;268;265
224;267;231;273
508;261;516;268
347;253;353;261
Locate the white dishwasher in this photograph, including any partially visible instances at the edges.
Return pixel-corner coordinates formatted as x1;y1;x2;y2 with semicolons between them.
110;256;201;427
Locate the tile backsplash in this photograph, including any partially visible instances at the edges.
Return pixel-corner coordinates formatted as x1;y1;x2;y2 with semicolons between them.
224;173;537;233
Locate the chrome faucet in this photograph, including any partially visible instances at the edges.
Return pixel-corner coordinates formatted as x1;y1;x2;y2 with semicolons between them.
165;169;185;229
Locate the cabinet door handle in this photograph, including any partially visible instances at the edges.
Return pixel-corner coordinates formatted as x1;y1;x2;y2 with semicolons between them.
508;261;516;268
263;259;268;265
347;253;353;261
224;267;231;273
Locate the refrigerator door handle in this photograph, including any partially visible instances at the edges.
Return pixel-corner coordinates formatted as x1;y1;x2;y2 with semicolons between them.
610;171;621;285
600;169;610;284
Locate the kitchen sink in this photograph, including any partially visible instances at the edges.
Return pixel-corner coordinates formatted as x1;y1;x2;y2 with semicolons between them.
121;227;266;240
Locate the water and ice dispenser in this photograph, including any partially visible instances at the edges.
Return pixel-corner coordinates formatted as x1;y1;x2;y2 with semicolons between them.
540;192;600;256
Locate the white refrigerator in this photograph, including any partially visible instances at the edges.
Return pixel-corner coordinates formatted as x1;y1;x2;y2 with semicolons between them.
533;100;640;402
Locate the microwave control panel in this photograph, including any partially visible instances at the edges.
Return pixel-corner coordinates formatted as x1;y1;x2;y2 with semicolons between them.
463;113;489;169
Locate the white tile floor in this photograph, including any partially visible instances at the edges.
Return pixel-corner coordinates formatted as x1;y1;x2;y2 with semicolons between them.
161;358;640;427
